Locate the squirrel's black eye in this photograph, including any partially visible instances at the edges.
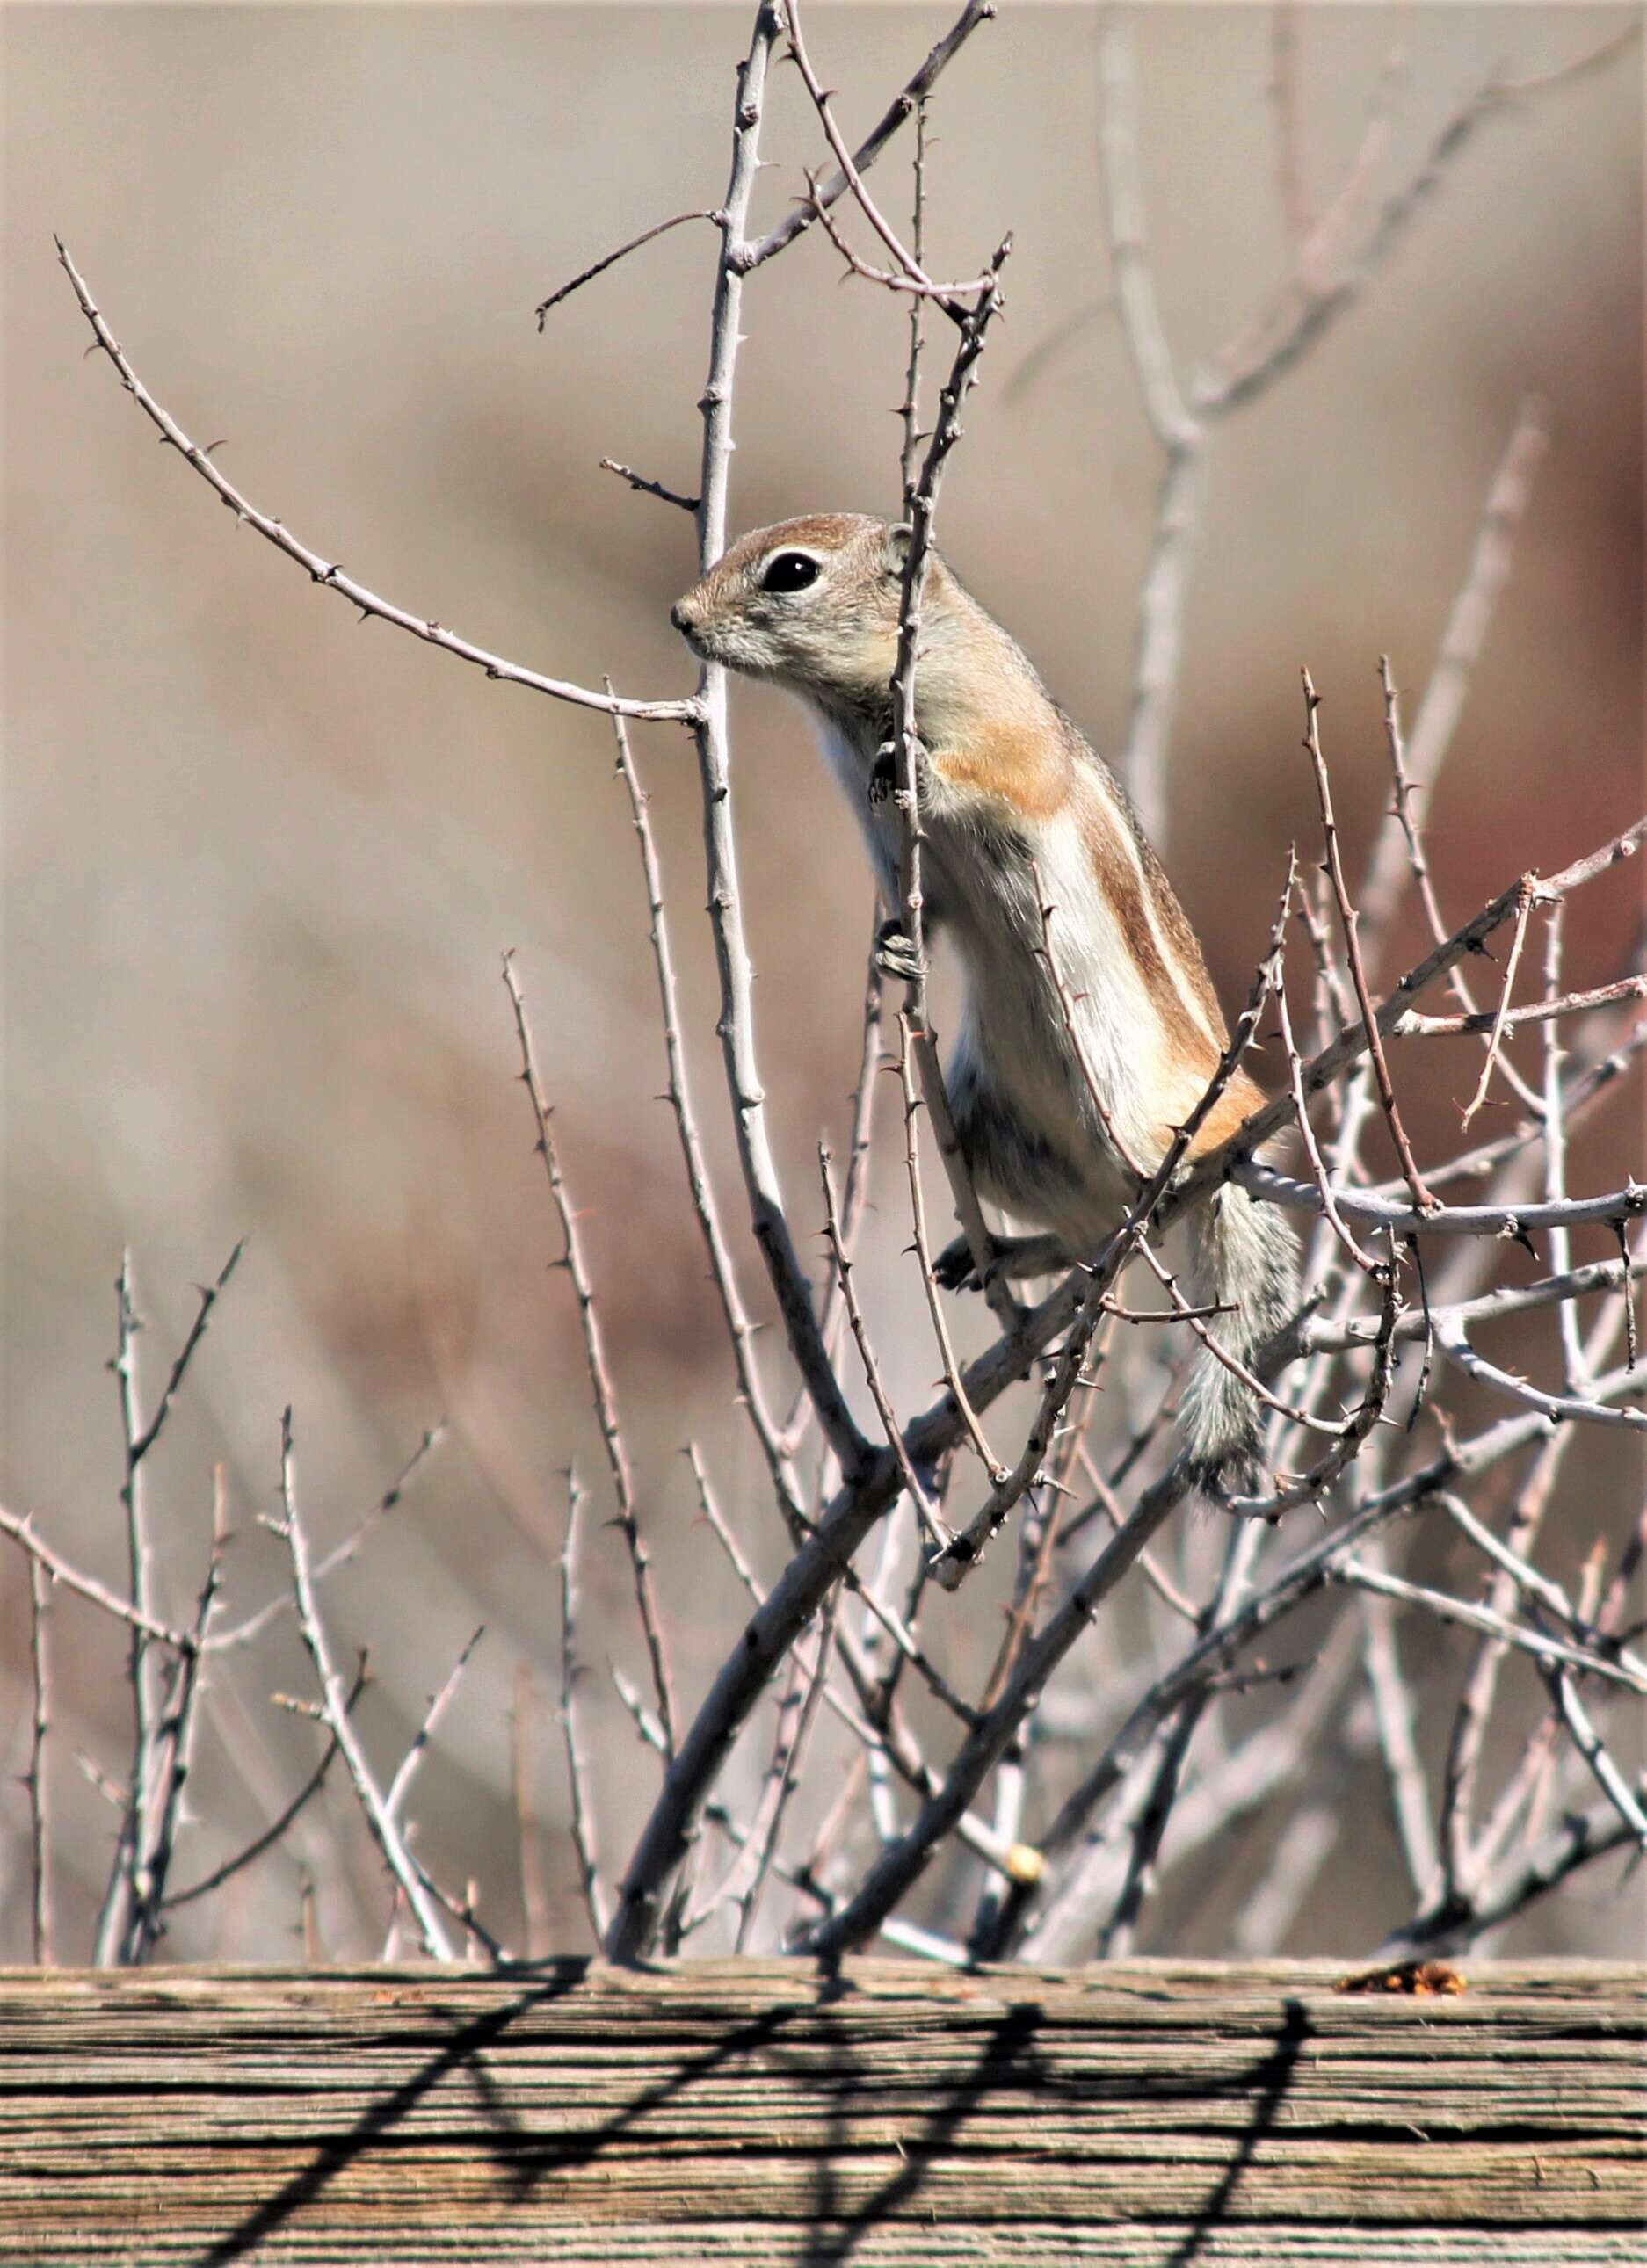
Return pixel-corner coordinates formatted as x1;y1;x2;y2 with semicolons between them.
760;550;822;595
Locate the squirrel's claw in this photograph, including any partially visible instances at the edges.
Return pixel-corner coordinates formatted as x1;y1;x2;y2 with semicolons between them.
874;918;927;986
933;1232;982;1293
868;737;932;811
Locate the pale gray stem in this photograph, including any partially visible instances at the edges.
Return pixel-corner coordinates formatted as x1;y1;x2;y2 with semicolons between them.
57;243;693;726
502;952;678;1758
559;1468;611;1946
271;1411;457;1962
686;5;871;1494
26;1558;53;1966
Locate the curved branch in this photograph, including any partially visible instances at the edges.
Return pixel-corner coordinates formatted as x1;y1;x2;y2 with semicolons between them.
739;0;997;272
57;240;697;728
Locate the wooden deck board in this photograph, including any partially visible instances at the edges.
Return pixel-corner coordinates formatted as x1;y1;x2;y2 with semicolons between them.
1;1959;1640;2264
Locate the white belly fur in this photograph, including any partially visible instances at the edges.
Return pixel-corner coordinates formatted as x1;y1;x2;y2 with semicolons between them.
942;805;1165;1248
806;706;1169;1255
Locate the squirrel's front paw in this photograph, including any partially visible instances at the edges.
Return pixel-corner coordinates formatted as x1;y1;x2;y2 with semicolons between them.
874;917;927;986
933;1232;982;1293
868;737;931;810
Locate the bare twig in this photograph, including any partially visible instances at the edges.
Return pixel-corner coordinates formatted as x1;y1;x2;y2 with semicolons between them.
1619;1221;1640;1371
1388;1794;1636;1955
1053;1439;1600;1920
894;1016;1008;1489
1539;905;1593;1393
1417;1011;1647;1196
1433;1320;1646;1432
1194;40;1637;418
740;0;997;271
898;98;930;510
1359;1585;1440;1903
1302;671;1437;1213
1438;1489;1588;1634
610;711;807;1529
731;1598;839;1952
503;951;678;1757
1457;881;1536;1129
93;1250;238;1967
559;1467;611;1946
1092;25;1609;848
383;1626;484;1825
786;919;888;1454
792;140;990;308
1360;402;1549;958
1436;1293;1630;1908
25;1559;53;1965
855;1518;909;1849
268;1409;457;1961
1306;1251;1643;1354
684;11;876;1493
300;1873;322;1963
512;1666;552;1961
820;1142;953;1552
1099;1520;1269;1958
598;458;698;515
784;0;989;309
162;1661;370;1911
95;1255;157;1967
1241;1163;1647;1243
688;1484;1007;1888
882;230;1019;1335
1202;815;1647;1196
76;1751;126;1814
1546;1667;1647;1853
802;1462;1193;1959
693;1438;973;1731
211;1424;446;1652
536;209;722;325
59;241;694;727
0;1502;193;1650
121;1469;233;1960
1333;1558;1647;1694
1277;970;1382;1277
1096;12;1196;455
1392;976;1647;1039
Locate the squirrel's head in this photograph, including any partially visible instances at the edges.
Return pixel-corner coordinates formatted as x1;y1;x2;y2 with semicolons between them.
671;514;924;709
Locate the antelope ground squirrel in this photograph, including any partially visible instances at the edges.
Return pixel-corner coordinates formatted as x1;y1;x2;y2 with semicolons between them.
671;513;1297;1496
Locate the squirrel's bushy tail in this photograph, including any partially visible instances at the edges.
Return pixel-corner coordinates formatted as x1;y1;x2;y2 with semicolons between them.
1179;1184;1298;1499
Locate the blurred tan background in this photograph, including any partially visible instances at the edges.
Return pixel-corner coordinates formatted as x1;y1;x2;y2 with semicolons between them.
4;4;1641;1961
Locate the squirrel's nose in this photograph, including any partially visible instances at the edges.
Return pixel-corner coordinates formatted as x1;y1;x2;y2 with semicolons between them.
669;599;692;634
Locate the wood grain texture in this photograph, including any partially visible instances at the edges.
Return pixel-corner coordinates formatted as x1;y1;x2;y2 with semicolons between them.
0;1960;1640;2264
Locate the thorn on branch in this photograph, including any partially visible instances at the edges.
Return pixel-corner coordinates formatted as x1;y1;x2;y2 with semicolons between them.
599;458;700;515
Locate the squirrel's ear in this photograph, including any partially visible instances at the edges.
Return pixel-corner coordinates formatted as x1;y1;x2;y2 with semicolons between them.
882;522;912;577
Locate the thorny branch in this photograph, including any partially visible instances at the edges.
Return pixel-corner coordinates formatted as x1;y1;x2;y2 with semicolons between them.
20;4;1642;1979
269;1411;458;1961
558;1467;611;1944
59;241;695;728
503;950;679;1758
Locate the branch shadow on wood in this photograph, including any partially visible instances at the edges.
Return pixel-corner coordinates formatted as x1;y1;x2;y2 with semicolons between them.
195;1968;1312;2264
796;1985;1310;2265
1159;1996;1310;2268
799;1995;1047;2265
195;1958;812;2265
195;1959;586;2264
